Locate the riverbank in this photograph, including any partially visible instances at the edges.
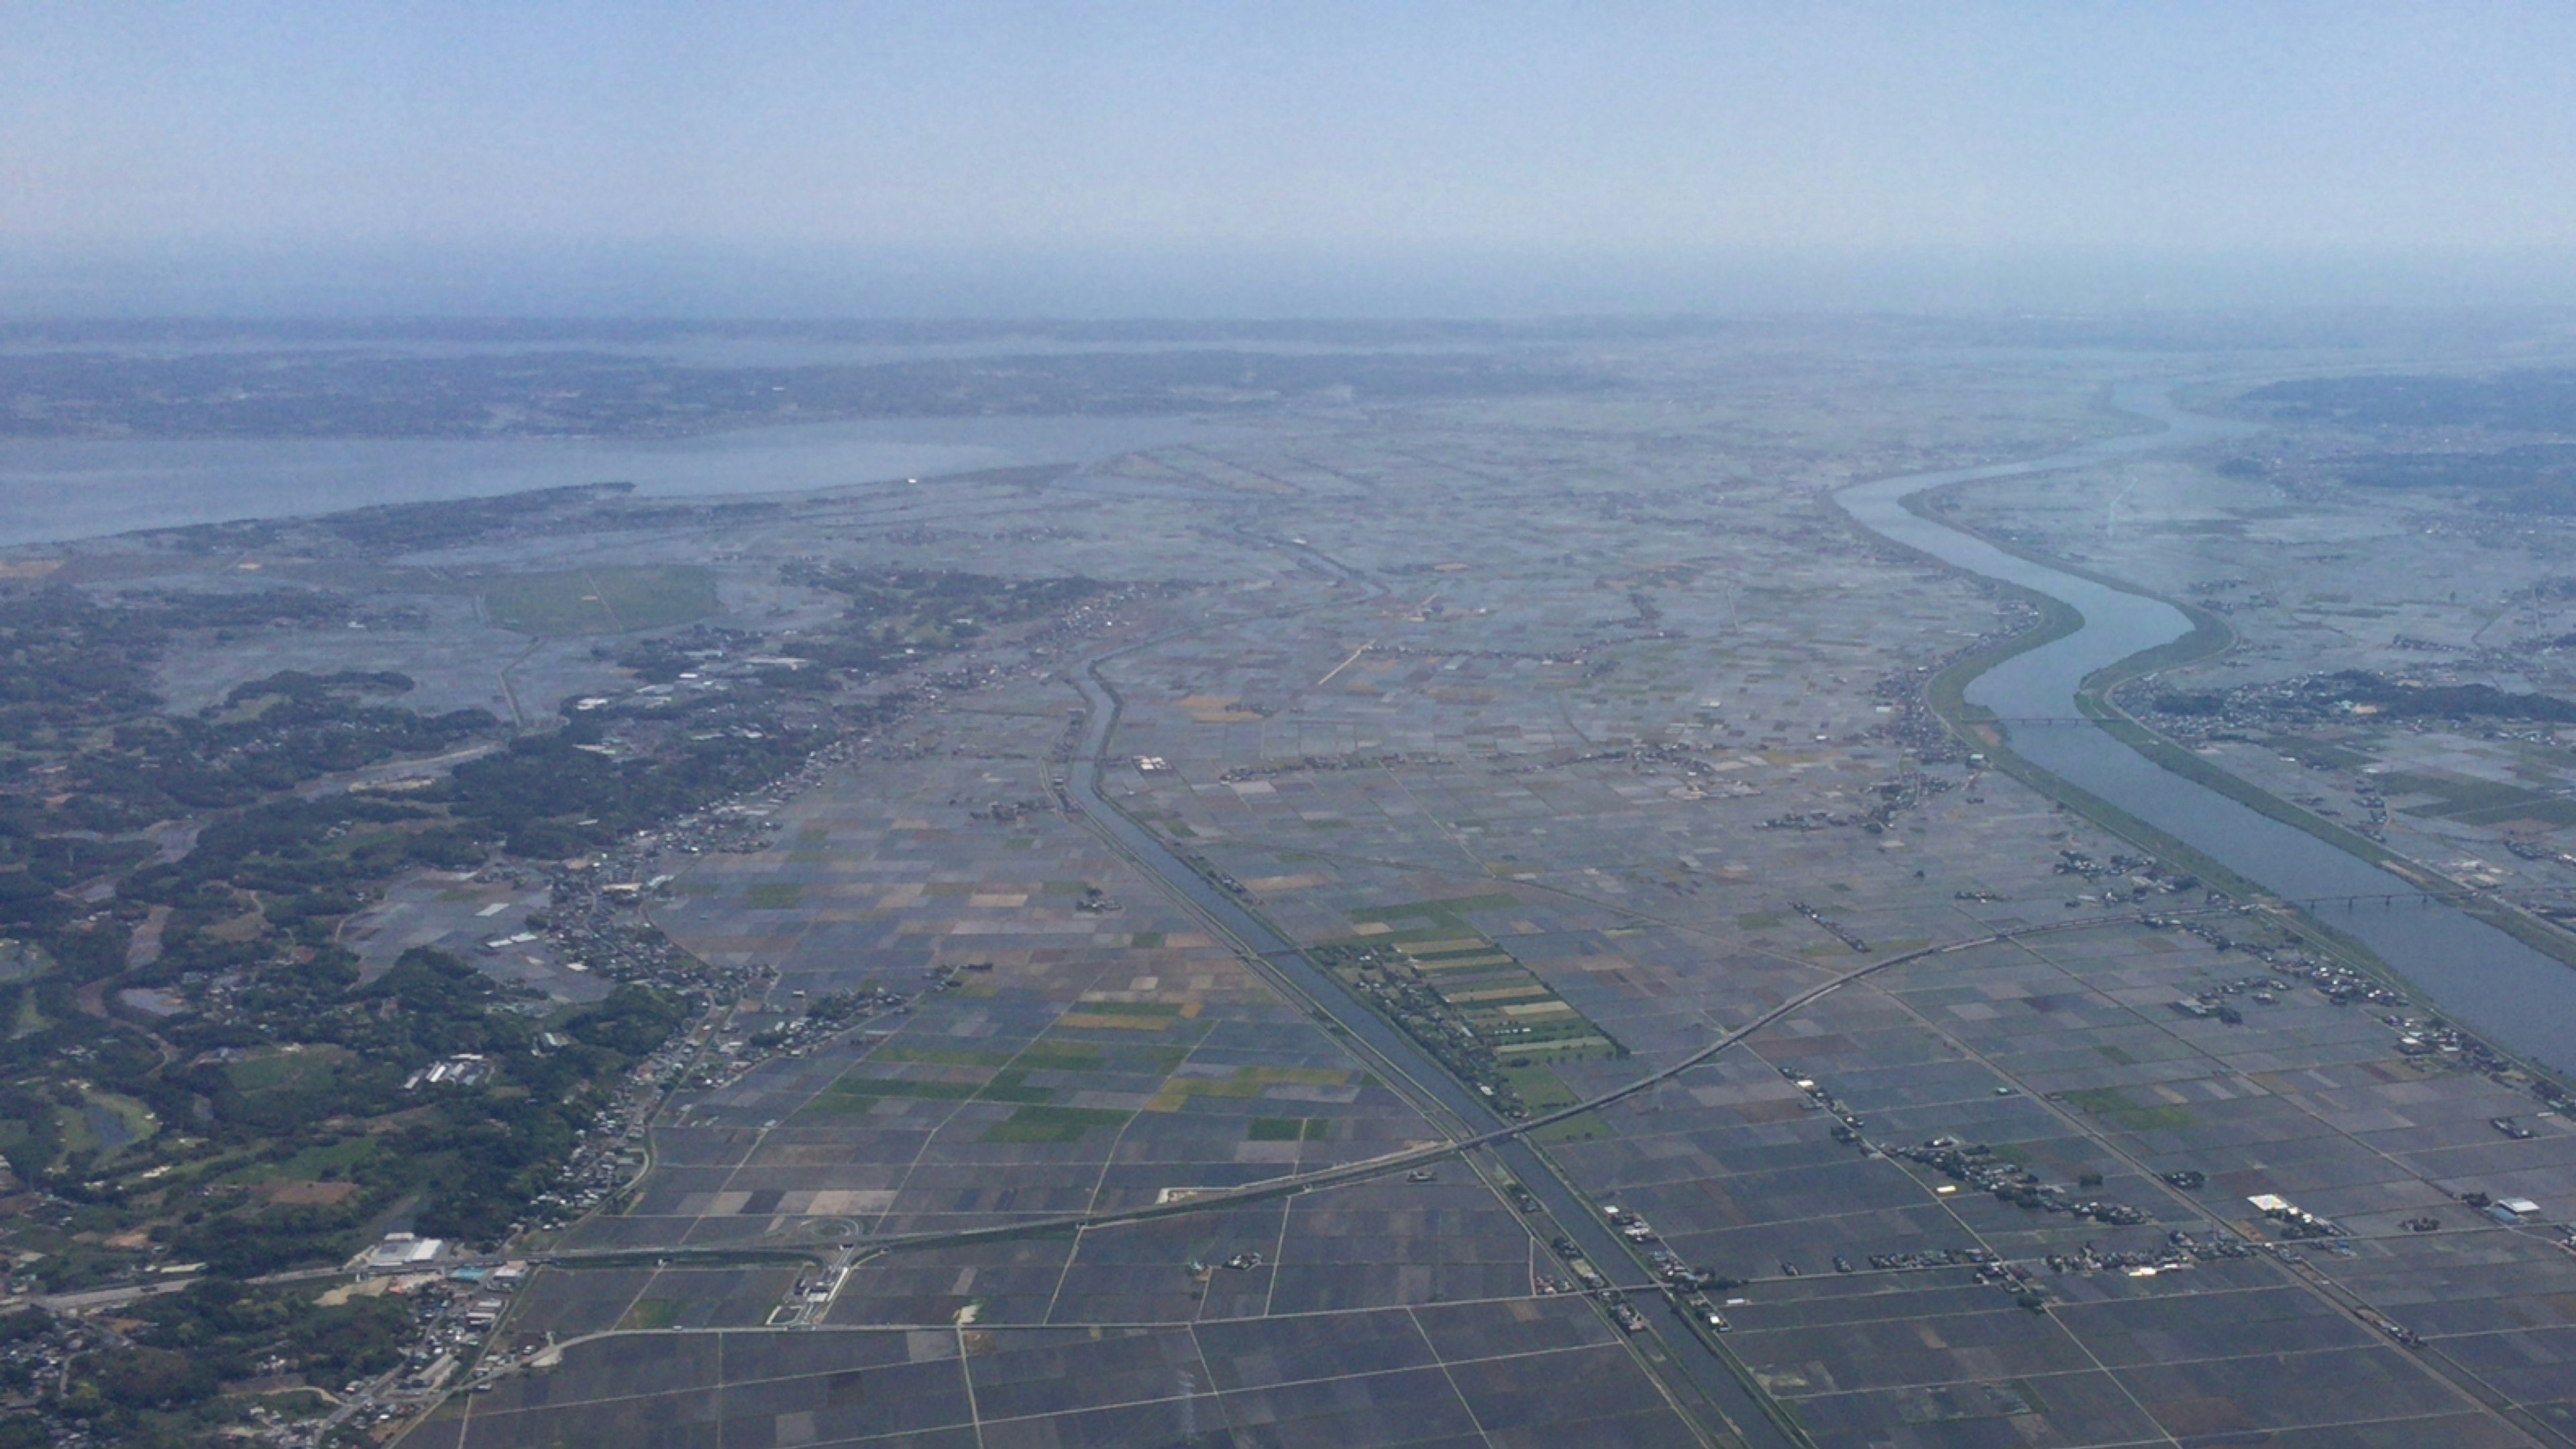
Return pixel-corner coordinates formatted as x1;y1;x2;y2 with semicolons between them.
1839;381;2576;1075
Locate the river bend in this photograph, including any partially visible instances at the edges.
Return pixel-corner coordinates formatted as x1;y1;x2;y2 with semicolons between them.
1839;384;2576;1073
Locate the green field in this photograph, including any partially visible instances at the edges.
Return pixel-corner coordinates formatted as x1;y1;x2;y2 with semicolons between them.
1067;1000;1183;1018
804;1034;1197;1120
50;1088;160;1165
2061;1087;2198;1132
1246;1116;1331;1141
1347;893;1520;924
981;1105;1131;1143
1499;1064;1585;1111
618;1298;681;1331
226;1044;352;1093
2263;735;2377;772
807;1077;982;1108
875;1042;1104;1070
975;1069;1058;1104
1529;1111;1609;1144
223;1137;377;1187
481;564;716;635
2372;769;2576;826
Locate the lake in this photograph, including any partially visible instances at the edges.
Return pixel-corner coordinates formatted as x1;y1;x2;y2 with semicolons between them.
0;414;1233;548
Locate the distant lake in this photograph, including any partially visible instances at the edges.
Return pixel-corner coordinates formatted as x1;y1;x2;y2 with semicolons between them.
0;414;1234;548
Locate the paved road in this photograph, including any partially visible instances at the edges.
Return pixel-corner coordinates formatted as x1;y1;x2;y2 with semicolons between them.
1055;547;1806;1449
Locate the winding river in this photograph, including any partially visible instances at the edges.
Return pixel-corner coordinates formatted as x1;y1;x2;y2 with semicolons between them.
1839;383;2576;1074
1039;388;2576;1444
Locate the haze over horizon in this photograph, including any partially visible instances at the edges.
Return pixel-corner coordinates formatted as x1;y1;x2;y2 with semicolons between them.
5;2;2574;317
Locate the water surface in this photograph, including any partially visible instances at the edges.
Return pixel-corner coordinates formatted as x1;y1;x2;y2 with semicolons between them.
1841;384;2576;1073
0;415;1232;547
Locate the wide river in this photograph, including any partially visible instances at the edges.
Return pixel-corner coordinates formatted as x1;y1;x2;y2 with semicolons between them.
1839;383;2576;1074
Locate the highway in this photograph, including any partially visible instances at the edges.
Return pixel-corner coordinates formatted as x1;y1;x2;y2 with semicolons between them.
1031;535;2284;1449
62;531;2247;1449
1051;542;1804;1449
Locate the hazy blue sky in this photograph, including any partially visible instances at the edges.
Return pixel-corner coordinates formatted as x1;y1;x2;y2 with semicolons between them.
5;2;2573;314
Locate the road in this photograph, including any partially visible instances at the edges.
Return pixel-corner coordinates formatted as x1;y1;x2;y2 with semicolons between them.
57;528;2249;1449
1031;535;2307;1449
1052;537;1805;1448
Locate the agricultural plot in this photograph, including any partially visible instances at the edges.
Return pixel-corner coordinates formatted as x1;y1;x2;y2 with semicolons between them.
414;1295;1705;1449
535;680;1475;1269
480;564;718;635
354;342;2576;1449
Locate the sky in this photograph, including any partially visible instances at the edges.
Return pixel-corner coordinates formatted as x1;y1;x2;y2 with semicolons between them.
5;1;2574;316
